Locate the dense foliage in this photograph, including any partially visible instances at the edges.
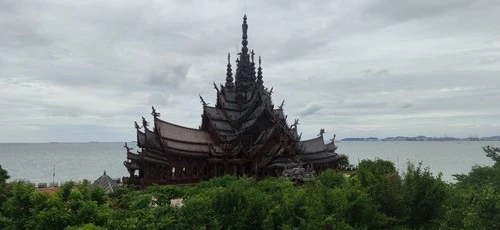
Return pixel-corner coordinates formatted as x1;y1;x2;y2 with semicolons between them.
0;146;498;229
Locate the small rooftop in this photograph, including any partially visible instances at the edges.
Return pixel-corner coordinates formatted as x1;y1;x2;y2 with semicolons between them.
93;171;118;194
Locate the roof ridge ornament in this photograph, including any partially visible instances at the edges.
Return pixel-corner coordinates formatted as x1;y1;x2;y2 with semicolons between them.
318;128;325;137
151;106;160;118
142;116;149;129
134;121;142;130
291;119;299;129
199;94;208;106
329;134;336;143
278;100;285;110
213;82;220;94
123;142;133;151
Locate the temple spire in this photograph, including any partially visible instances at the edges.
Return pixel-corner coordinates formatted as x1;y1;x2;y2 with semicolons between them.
250;50;256;82
257;56;263;85
242;14;248;51
225;52;234;89
235;14;253;97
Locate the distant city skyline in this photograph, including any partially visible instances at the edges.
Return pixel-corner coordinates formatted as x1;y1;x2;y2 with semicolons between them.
1;0;499;142
341;135;500;141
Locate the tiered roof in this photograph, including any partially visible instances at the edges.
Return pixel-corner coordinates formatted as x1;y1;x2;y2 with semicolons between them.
298;136;340;165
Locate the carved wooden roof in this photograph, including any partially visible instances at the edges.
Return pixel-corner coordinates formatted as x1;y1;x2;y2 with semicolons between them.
137;130;146;148
298;136;327;154
204;106;230;121
154;117;214;144
325;142;337;152
162;139;210;153
145;128;163;150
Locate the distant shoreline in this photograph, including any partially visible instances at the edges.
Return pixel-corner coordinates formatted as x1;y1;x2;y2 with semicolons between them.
341;136;500;142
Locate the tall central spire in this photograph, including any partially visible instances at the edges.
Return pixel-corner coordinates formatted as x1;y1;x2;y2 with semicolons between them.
235;14;253;97
241;14;248;53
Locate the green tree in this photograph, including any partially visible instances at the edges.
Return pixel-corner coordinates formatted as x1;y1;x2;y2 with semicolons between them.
454;145;500;190
355;159;405;222
318;169;346;189
0;165;9;184
58;181;75;203
89;187;107;206
483;145;500;166
402;162;447;229
0;164;10;205
25;191;72;230
65;223;106;230
442;146;500;229
338;154;350;167
1;180;36;229
107;185;134;210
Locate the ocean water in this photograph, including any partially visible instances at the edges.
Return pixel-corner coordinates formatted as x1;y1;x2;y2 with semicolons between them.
0;141;497;184
339;141;497;182
0;142;131;184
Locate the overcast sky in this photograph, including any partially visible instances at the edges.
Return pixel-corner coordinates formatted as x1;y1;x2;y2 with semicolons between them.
1;0;499;142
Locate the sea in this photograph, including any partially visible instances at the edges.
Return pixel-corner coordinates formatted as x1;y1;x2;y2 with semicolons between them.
0;141;497;184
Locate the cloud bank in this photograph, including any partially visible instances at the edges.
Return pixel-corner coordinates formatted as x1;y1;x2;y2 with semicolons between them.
1;0;499;142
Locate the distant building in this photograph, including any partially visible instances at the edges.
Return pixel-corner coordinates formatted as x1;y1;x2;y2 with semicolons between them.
93;171;118;193
123;15;342;186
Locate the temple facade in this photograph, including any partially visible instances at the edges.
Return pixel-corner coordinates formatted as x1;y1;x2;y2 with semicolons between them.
123;15;342;186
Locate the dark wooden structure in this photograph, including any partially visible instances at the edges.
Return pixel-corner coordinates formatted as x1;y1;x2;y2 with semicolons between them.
124;15;341;186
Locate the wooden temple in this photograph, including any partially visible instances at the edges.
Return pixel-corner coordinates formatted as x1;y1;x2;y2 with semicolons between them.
123;15;342;186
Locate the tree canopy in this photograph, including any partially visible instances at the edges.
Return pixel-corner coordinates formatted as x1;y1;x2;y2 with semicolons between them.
0;146;498;229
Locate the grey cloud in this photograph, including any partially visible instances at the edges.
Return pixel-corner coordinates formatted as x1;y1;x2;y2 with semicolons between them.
364;0;472;21
146;63;190;89
1;0;499;142
360;68;390;76
148;92;173;107
298;102;322;117
400;103;414;109
375;68;390;76
0;1;51;48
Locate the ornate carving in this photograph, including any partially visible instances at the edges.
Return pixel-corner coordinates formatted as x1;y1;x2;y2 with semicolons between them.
151;106;160;118
142;116;149;129
213;82;220;94
199;95;208;106
330;134;336;143
278;100;285;110
291;119;300;129
124;142;133;151
134;121;142;130
318;128;325;137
